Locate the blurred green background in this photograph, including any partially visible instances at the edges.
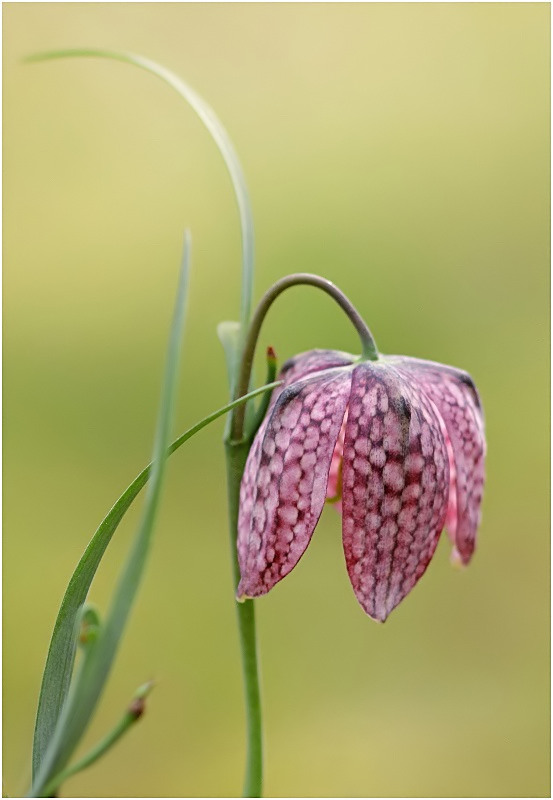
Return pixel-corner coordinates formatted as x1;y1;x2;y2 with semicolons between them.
3;3;549;797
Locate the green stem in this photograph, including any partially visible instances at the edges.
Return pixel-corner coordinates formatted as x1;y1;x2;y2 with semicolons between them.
42;682;153;797
231;273;379;441
224;273;378;795
225;441;263;797
249;347;278;438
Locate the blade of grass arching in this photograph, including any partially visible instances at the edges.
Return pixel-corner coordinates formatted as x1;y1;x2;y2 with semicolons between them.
31;376;281;781
30;231;191;797
26;48;254;390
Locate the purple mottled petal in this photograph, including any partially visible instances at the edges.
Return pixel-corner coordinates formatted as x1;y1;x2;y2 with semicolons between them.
392;357;485;565
237;367;353;599
251;349;357;443
237;416;270;575
238;350;355;574
239;350;355;566
341;364;450;622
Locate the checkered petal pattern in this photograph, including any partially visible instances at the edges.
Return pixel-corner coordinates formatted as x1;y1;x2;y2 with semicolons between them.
237;349;485;621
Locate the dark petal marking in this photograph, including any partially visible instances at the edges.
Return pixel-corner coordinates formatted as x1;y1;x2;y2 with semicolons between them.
250;349;356;443
237;367;353;598
392;357;485;564
341;364;450;622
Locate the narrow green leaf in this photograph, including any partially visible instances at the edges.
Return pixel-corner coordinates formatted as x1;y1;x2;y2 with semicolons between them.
30;231;191;796
31;378;280;783
26;48;254;339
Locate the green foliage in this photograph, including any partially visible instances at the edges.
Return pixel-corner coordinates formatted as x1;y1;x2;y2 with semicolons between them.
30;233;192;796
25;48;269;798
30;371;279;795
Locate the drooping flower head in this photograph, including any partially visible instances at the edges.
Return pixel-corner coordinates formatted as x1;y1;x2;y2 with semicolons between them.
237;349;485;622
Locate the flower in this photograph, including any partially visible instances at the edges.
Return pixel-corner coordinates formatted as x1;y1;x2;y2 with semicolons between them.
237;349;485;621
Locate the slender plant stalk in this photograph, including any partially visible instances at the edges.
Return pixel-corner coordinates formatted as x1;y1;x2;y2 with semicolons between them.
250;348;277;436
225;273;378;796
225;440;263;798
42;682;153;797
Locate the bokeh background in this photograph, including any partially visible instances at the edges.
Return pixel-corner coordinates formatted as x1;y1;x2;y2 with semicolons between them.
3;3;550;797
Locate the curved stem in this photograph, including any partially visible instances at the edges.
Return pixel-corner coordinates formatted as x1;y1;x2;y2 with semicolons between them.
26;49;254;335
231;273;378;441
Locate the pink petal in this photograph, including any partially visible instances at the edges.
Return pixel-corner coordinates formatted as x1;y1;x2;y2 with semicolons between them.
279;351;354;514
237;367;353;599
392;357;485;565
249;348;356;443
238;349;355;575
341;364;450;622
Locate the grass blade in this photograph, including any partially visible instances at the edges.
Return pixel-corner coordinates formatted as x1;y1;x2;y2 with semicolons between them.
30;231;191;795
26;48;254;351
31;377;280;782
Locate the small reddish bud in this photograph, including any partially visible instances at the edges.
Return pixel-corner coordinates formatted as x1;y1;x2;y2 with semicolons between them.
128;679;154;719
128;697;146;720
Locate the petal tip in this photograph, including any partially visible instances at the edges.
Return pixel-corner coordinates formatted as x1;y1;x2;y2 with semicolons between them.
450;546;468;569
367;606;389;623
235;582;250;602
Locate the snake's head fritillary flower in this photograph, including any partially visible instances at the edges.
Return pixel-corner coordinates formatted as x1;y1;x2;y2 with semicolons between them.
237;349;485;621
